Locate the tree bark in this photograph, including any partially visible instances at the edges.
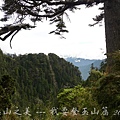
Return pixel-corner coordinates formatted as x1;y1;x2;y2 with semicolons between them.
104;0;120;73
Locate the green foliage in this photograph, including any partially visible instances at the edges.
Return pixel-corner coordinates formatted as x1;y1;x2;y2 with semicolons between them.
0;75;15;117
93;74;120;120
84;69;103;87
110;50;120;73
57;58;120;120
99;60;107;73
57;85;100;120
48;53;82;89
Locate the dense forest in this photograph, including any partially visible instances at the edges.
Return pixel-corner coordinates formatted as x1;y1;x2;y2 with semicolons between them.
0;49;82;119
0;49;120;120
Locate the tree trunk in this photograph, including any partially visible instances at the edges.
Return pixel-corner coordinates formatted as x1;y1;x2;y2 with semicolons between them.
104;0;120;73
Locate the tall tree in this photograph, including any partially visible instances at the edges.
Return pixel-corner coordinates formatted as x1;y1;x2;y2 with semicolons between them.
0;0;119;72
104;0;120;72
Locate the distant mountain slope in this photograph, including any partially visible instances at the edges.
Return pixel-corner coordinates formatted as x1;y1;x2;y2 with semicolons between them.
65;57;103;80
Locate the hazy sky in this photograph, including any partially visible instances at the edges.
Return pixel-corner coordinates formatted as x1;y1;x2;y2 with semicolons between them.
0;3;106;59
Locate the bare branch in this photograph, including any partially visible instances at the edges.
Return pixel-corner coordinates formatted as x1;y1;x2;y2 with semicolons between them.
0;24;35;47
10;29;20;49
0;30;15;41
89;12;104;26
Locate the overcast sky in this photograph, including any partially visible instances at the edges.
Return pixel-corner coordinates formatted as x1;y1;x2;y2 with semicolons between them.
0;3;106;60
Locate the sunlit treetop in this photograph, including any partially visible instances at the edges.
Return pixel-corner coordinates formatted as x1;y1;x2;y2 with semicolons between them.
0;0;105;47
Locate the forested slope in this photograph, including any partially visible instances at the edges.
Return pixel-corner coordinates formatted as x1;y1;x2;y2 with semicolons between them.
0;49;82;115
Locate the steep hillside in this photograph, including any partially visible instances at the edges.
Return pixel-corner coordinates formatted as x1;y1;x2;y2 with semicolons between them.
0;50;82;113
